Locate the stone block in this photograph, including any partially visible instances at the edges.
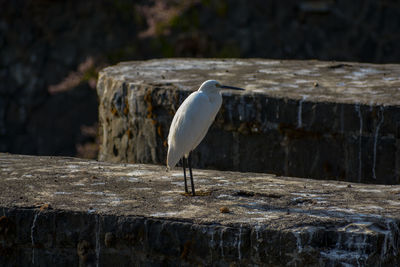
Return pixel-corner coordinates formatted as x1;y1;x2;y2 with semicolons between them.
97;59;400;184
1;154;400;266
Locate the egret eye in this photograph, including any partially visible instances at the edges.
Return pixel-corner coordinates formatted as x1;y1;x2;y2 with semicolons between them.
215;83;221;87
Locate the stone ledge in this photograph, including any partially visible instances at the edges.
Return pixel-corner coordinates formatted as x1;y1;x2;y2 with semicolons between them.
99;59;400;106
97;59;400;184
0;153;399;266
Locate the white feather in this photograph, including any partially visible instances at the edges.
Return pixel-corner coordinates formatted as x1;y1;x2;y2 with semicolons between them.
167;87;222;168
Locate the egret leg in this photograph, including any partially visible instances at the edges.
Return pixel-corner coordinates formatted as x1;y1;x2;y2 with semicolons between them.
188;152;195;196
182;158;188;193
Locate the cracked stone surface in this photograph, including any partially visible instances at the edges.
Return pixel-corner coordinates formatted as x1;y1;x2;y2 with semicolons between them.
97;59;400;184
0;153;399;266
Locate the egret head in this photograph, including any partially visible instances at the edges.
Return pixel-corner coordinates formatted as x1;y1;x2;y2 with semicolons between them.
199;80;244;93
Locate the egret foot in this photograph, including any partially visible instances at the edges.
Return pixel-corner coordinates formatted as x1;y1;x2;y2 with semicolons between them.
180;190;210;197
194;190;211;196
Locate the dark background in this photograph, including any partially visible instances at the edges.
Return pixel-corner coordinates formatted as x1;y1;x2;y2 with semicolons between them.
1;0;399;159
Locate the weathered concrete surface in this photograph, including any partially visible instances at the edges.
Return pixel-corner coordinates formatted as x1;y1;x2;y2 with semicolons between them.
1;153;400;266
97;59;400;184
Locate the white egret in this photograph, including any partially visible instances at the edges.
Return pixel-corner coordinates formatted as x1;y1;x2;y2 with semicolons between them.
167;80;244;196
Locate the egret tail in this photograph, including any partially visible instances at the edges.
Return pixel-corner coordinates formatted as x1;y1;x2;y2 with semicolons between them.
166;145;180;169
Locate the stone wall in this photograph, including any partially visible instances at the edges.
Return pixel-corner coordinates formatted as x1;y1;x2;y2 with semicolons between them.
2;0;400;157
1;154;399;266
97;59;400;184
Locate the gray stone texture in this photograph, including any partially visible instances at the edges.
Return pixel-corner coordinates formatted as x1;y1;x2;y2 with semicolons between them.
0;153;400;266
97;59;400;184
2;0;400;157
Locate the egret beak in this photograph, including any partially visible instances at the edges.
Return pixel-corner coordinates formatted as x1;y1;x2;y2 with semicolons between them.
220;85;245;91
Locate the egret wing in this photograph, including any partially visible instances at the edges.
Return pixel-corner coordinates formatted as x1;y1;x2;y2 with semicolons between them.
167;92;217;168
